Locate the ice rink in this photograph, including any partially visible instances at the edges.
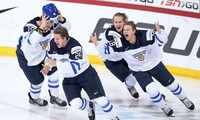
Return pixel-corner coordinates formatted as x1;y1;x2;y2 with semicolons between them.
0;56;199;120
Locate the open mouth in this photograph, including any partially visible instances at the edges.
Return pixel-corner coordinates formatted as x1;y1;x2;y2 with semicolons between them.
124;34;130;41
124;34;129;38
117;27;121;29
124;34;129;39
116;27;121;31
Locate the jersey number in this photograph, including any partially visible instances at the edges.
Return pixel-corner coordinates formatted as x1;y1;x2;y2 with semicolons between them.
70;61;80;74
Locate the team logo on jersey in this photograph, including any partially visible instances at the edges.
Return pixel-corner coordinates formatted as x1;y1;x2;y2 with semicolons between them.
39;39;50;50
132;50;146;61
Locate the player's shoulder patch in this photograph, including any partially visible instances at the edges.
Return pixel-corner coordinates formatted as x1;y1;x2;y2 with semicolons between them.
146;29;155;41
71;46;81;54
24;23;37;32
71;46;82;59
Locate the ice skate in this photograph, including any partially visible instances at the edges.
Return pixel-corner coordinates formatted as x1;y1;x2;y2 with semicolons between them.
48;90;67;107
181;97;195;110
111;116;120;120
162;106;173;116
88;101;95;120
127;86;139;98
28;92;48;107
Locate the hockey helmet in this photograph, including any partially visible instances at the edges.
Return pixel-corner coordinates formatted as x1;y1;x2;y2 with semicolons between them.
42;3;58;23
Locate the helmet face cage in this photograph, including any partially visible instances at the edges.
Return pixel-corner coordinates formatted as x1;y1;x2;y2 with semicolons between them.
42;3;58;24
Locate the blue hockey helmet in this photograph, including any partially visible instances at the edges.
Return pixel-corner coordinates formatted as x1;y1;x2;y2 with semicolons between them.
42;3;58;23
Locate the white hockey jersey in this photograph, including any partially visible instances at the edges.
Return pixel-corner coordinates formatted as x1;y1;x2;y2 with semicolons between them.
20;17;71;66
95;25;128;62
48;37;89;78
95;32;122;61
122;29;168;71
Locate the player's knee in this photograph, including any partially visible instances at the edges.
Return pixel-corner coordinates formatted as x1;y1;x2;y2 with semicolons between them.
94;96;109;107
125;73;137;87
146;82;159;97
48;71;59;81
70;97;84;109
166;81;178;91
94;96;113;113
31;82;43;89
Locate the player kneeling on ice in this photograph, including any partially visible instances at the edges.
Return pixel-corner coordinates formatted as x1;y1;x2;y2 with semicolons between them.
45;27;120;120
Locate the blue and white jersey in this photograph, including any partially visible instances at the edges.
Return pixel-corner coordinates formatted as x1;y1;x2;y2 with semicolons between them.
96;31;122;61
122;29;168;71
95;25;128;61
20;17;71;66
48;37;89;78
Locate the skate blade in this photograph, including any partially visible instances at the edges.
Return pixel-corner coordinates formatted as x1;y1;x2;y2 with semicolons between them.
50;104;68;109
169;114;175;117
29;103;49;107
167;113;175;117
